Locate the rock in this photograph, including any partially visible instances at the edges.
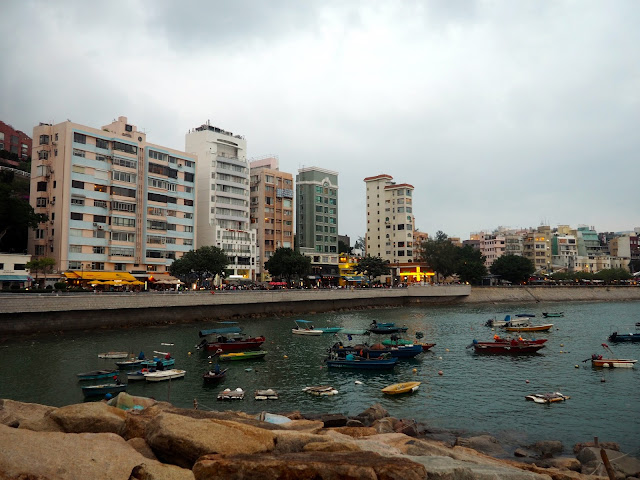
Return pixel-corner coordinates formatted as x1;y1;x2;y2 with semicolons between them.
372;417;395;434
303;441;361;453
316;413;349;428
577;446;640;478
393;418;418;437
193;451;427;480
272;430;327;454
353;403;389;426
0;408;19;427
531;440;564;458
49;401;127;434
328;426;378;438
408;455;551;480
456;434;508;458
573;441;619;453
514;448;532;458
277;419;324;432
0;424;193;480
128;437;158;460
346;419;365;427
128;462;195;480
145;412;275;468
0;399;62;432
535;456;581;471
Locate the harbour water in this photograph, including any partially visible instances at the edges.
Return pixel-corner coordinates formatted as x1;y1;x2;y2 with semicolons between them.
1;300;638;454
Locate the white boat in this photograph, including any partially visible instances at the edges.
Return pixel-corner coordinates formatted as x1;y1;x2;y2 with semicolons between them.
218;388;245;400
292;319;322;336
302;385;338;396
254;389;279;400
144;369;186;382
98;351;129;359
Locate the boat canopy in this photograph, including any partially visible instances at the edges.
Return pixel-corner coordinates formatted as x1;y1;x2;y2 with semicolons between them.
199;327;243;337
295;319;314;323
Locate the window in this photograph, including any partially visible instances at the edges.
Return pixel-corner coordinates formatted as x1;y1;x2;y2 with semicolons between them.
69;245;82;253
74;133;86;144
94;200;107;208
114;263;126;271
93;215;107;223
111;186;136;198
184;172;194;182
96;138;109;149
113;141;137;154
110;247;134;257
184;199;193;206
39;135;49;145
112;157;137;169
91;262;105;270
94;184;108;193
183;238;193;246
112;201;136;213
37;181;47;192
113;171;136;183
35;229;44;239
73;149;85;158
112;231;135;242
70;212;83;221
36;197;47;207
93;246;105;254
184;225;194;232
71;180;84;189
38;150;49;160
34;245;45;255
112;216;135;227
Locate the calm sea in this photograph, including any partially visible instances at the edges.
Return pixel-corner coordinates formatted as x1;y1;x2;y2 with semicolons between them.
1;300;638;453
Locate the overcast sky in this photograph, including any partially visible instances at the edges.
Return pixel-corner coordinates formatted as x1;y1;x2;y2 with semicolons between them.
2;1;638;241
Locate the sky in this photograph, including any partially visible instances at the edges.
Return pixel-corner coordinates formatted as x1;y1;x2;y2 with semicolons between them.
2;0;639;242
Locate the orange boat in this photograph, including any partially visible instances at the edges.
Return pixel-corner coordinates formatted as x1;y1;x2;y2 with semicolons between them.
505;323;553;332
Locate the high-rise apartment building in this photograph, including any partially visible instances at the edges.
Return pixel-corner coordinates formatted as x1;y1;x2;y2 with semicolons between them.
249;156;294;281
186;122;256;280
296;167;339;285
0;120;32;165
523;226;552;274
29;116;197;275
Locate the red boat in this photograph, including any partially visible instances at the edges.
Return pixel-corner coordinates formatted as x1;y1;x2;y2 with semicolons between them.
203;335;266;352
470;335;547;354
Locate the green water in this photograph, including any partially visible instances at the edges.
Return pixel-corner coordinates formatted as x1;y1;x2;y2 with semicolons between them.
1;300;638;454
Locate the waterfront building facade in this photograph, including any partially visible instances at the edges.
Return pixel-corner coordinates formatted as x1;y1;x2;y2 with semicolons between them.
185;122;256;281
523;226;553;274
0;253;32;290
296;167;339;285
480;233;506;269
28;116;196;276
0;120;31;165
249;156;294;281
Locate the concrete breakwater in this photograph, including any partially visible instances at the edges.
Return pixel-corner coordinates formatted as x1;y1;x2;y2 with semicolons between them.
1;285;639;336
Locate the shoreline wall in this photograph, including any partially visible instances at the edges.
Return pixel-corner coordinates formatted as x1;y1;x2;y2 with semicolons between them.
1;285;639;335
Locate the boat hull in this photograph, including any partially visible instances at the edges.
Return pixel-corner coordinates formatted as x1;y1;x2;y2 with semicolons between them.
292;329;322;335
608;333;640;342
203;369;228;383
219;351;267;361
381;381;421;395
472;339;547;354
505;324;553;332
591;359;637;368
325;358;398;369
81;383;127;398
97;352;129;359
76;369;118;381
144;369;186;381
204;337;265;352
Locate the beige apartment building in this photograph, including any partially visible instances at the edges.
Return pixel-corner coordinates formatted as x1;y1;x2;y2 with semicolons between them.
249;156;294;281
523;226;553;273
29;117;197;277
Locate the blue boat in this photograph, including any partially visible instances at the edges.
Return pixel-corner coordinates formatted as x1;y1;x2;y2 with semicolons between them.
325;356;398;370
141;357;175;368
199;325;244;338
76;369;119;381
81;383;127;398
608;331;640;342
329;341;422;359
317;327;343;334
115;358;145;369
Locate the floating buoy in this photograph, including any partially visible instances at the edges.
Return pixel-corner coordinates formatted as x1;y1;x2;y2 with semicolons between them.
575;365;579;368
355;380;363;385
438;370;443;376
209;361;212;364
601;377;606;383
188;352;192;356
525;379;529;383
560;344;564;347
412;368;417;374
438;356;443;360
245;368;252;372
445;348;449;352
283;355;288;359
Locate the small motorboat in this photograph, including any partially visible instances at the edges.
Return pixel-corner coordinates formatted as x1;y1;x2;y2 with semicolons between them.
485;315;530;328
127;368;156;382
585;343;637;368
325;354;398;370
504;323;554;332
316;326;343;334
542;312;564;318
144;369;186;382
97;351;129;359
381;381;421;395
217;388;245;400
302;385;338;396
525;392;570;404
469;336;547;354
81;383;127;398
202;368;228;384
76;369;118;381
608;331;640;342
292;319;323;335
219;351;267;362
254;389;279;400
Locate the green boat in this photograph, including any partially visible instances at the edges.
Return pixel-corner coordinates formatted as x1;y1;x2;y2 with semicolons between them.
219;351;267;362
542;312;564;318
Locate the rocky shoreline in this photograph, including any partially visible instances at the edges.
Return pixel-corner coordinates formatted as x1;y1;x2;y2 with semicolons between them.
1;394;639;479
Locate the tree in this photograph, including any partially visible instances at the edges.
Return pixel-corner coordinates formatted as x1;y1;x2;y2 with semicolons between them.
489;255;535;284
594;268;632;283
456;245;487;284
0;171;48;252
418;231;459;282
169;246;228;286
26;257;56;288
354;255;390;284
354;236;365;252
264;247;311;283
338;240;352;255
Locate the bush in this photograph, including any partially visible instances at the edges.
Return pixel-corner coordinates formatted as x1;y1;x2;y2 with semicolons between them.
54;282;68;291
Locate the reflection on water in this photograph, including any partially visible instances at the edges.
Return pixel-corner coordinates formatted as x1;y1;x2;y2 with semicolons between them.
0;300;638;453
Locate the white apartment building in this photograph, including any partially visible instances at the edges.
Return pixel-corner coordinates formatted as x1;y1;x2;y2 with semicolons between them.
186;122;256;280
480;234;506;268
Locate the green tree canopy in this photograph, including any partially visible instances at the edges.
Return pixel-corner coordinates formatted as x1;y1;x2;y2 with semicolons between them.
489;254;535;284
26;257;56;288
354;255;390;283
264;247;311;283
418;231;459;282
169;246;228;283
593;268;632;282
338;239;352;255
456;245;487;284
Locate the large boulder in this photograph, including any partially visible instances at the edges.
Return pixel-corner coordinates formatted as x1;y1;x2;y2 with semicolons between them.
0;424;193;480
578;447;640;478
456;434;508;457
145;412;275;468
0;398;62;432
372;417;395;434
193;451;427;480
49;401;126;434
352;403;389;426
272;430;328;454
530;440;564;459
328;426;378;438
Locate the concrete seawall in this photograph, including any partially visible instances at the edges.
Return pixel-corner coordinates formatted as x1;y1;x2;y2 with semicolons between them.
1;285;638;335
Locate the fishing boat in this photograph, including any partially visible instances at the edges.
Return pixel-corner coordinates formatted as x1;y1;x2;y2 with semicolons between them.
141;357;175;369
316;326;343;334
542;312;564;318
144;369;186;382
254;389;279;400
382;332;436;352
525;392;570;404
202;367;228;384
81;383;127;398
325;354;398;370
485;315;530;328
217;388;245;400
302;385;338;396
469;336;547;354
608;330;640;342
292;319;322;336
76;369;118;381
219;351;267;362
127;368;155;382
197;323;266;352
381;381;421;395
115;358;146;369
368;320;408;334
97;351;129;359
504;323;554;332
587;343;637;368
329;341;422;359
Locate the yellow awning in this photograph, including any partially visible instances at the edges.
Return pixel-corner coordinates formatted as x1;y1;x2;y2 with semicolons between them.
64;271;137;282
